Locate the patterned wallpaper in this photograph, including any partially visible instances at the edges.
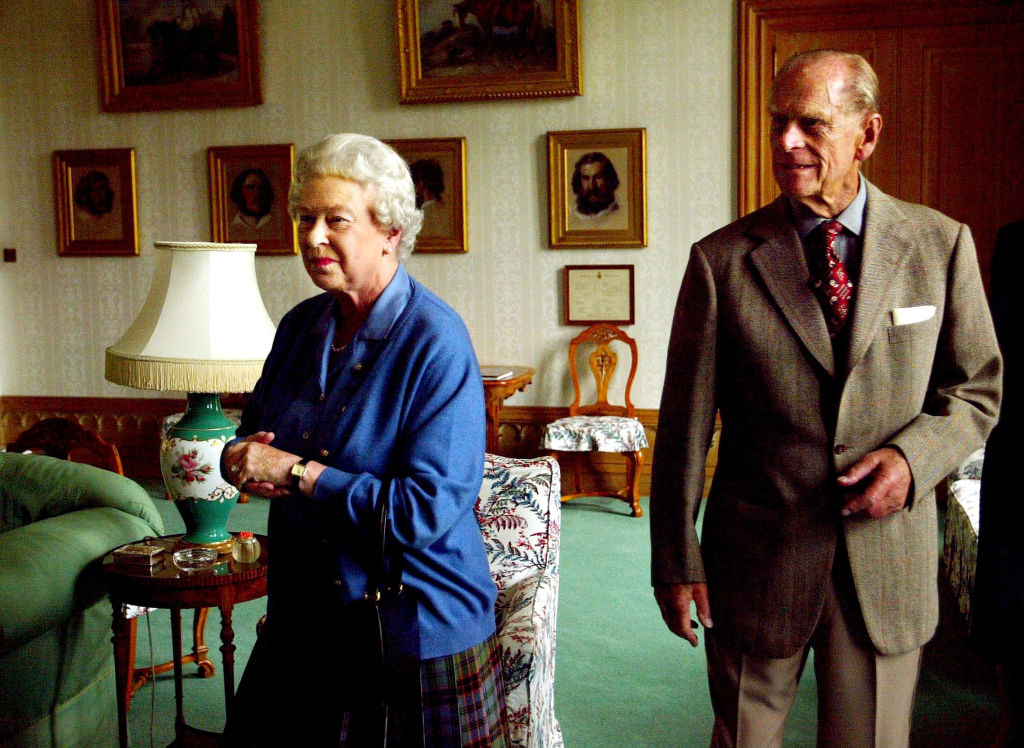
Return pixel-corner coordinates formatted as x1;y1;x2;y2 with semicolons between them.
0;0;736;408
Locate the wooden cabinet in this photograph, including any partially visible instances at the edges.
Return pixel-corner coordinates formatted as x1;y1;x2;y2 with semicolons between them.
740;0;1024;291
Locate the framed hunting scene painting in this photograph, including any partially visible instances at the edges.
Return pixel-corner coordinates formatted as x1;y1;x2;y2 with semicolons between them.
396;0;582;104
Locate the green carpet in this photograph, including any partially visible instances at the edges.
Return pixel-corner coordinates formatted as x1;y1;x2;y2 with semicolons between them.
125;492;999;746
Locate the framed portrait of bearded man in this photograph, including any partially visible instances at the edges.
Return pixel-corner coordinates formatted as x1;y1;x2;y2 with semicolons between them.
208;143;296;256
547;128;647;249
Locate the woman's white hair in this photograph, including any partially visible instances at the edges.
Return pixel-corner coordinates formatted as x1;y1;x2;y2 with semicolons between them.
289;133;423;261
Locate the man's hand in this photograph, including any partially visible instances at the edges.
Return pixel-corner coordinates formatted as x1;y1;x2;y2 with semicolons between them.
222;431;297;500
654;583;713;647
837;446;911;518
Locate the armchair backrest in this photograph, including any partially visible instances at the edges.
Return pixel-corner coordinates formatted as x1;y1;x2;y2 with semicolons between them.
475;453;563;748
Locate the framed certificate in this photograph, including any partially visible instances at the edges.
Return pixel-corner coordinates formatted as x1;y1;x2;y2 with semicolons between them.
563;264;635;325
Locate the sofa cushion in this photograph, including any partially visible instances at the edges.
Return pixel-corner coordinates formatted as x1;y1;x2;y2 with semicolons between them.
0;453;164;653
0;452;162;533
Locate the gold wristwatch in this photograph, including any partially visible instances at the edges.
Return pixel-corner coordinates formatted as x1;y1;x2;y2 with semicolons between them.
289;458;310;492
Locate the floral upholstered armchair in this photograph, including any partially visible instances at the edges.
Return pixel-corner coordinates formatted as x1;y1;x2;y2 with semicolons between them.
476;454;564;748
943;446;985;624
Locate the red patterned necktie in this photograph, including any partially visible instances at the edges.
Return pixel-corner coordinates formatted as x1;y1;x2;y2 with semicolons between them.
811;219;854;337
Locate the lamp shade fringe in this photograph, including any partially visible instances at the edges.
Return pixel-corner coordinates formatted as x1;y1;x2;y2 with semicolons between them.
104;352;266;394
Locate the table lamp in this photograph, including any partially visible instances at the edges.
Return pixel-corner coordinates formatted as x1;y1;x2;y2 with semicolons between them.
105;241;276;553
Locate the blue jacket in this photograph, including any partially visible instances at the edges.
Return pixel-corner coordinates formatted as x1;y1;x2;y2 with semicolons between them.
235;266;494;658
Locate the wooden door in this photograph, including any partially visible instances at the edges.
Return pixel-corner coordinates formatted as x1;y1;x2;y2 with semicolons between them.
740;0;1024;291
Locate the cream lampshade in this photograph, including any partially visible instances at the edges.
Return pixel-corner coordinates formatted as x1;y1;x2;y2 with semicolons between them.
106;241;276;553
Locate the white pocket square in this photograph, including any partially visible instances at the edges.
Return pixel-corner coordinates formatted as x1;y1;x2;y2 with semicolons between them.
891;305;936;326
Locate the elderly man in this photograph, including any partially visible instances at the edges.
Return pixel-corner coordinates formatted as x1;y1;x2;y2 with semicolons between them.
650;49;1001;747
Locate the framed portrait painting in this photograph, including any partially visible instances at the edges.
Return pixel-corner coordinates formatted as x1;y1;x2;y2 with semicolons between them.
96;0;263;112
53;148;139;257
563;264;635;325
208;144;296;256
548;128;647;249
386;137;468;253
396;0;582;104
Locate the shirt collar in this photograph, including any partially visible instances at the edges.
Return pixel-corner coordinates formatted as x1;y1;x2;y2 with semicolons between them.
790;176;867;239
310;264;413;342
357;264;412;340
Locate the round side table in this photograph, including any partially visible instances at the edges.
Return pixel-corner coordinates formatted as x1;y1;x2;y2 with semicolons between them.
103;534;268;747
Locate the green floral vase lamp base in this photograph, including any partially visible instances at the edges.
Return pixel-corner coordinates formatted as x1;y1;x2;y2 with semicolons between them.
162;393;242;552
105;241;276;554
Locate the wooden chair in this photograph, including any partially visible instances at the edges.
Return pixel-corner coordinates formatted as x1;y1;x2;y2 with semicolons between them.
540;324;649;517
8;417;214;710
8;417;123;473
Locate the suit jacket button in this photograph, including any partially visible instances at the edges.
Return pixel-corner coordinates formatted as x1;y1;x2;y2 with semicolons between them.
834;444;848;455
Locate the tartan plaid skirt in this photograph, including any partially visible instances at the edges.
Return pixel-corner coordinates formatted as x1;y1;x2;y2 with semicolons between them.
340;632;510;747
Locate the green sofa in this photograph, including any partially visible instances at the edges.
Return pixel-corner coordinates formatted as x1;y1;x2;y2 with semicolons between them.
0;452;163;747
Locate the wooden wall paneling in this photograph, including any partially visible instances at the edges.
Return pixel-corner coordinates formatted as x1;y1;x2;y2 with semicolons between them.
1;395;218;481
2;398;723;501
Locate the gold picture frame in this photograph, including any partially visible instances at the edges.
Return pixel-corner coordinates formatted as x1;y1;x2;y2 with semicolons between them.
53;148;139;258
208;144;296;256
396;0;582;104
386;137;468;254
548;128;648;249
564;264;635;325
96;0;263;112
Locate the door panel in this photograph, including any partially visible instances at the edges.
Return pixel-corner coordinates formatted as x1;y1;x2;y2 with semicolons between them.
901;24;1024;280
740;1;1024;293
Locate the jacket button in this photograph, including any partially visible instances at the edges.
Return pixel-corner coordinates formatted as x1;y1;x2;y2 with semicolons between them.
302;431;310;440
318;393;325;402
354;363;363;372
319;448;329;458
834;444;848;455
333;579;343;586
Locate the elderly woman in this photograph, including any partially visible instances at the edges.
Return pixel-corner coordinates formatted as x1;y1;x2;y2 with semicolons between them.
223;133;506;746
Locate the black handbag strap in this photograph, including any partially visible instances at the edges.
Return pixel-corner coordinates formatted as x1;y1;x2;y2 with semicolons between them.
365;499;404;600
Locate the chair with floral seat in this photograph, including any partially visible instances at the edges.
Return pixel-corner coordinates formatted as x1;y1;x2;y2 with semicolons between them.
540;323;648;517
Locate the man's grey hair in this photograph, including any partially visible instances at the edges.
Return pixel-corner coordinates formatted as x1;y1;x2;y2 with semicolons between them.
771;49;880;117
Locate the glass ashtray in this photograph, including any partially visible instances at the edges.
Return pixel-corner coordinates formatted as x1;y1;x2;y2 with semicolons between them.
172;547;218;571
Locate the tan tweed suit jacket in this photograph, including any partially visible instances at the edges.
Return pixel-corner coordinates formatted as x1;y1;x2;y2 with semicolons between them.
650;181;1002;658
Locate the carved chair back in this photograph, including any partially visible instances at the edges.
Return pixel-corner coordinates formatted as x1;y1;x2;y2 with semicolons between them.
567;323;638;418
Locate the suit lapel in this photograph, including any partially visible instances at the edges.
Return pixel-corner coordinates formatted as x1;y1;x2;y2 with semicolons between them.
845;183;912;374
747;198;836;376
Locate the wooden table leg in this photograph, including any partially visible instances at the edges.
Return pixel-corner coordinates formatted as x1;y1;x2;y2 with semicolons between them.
110;598;131;748
219;602;238;728
484;391;502;453
192;607;215;676
171;608;185;742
